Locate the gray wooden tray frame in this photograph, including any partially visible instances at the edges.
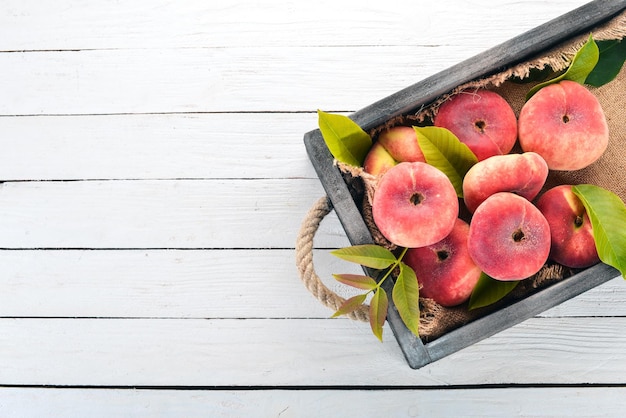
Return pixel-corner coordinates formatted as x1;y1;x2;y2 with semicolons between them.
303;0;626;369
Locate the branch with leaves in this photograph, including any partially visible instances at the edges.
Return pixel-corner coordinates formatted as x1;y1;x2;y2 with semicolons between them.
331;245;419;341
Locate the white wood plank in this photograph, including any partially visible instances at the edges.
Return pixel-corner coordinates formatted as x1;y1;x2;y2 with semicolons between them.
0;113;320;180
0;179;349;249
435;317;626;385
0;249;364;318
0;0;588;50
0;317;409;386
0;386;624;418
0;45;487;115
0;317;625;386
0;249;622;319
542;276;626;317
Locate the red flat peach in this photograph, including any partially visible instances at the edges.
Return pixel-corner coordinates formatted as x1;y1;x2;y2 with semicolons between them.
518;80;608;171
404;218;481;307
468;192;550;281
434;89;517;161
372;162;458;248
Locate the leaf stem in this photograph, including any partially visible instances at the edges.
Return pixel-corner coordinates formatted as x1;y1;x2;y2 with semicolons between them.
375;247;409;289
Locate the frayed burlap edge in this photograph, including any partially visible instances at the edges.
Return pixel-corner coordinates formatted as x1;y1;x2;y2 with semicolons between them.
332;10;626;342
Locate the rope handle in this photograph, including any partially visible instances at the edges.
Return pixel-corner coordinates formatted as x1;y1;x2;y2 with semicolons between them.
295;196;369;322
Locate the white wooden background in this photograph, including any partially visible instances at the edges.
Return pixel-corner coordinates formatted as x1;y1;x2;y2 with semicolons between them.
2;0;626;416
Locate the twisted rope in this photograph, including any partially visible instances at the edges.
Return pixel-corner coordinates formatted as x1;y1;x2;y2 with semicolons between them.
295;196;369;322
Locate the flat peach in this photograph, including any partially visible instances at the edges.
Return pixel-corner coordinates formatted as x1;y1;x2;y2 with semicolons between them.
404;218;481;307
518;80;608;171
372;162;458;248
468;192;550;281
363;126;426;176
535;185;600;268
434;90;517;161
462;152;548;213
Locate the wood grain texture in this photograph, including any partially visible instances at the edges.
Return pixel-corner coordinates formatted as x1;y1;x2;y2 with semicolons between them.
1;386;625;418
0;249;361;318
0;317;625;386
0;179;348;249
0;114;321;180
0;45;500;115
0;0;589;50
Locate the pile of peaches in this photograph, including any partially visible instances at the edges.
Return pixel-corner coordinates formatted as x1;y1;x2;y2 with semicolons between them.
363;80;609;307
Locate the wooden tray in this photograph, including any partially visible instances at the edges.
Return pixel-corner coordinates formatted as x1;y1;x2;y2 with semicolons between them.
303;0;626;369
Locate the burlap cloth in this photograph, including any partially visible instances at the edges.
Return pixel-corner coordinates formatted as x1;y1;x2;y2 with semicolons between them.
338;10;626;342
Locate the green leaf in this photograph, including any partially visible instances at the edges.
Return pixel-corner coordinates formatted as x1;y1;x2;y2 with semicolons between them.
333;274;378;290
526;34;599;100
331;293;368;318
414;126;478;197
572;184;626;279
586;39;626;87
369;288;388;342
393;263;420;337
468;272;519;310
562;34;600;83
317;109;372;167
331;244;397;269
